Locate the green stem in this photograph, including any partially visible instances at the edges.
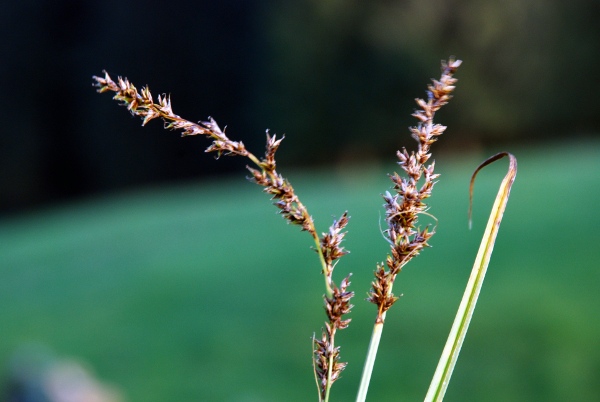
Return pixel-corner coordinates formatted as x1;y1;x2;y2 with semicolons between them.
355;311;386;402
246;152;263;168
312;235;333;298
323;331;336;402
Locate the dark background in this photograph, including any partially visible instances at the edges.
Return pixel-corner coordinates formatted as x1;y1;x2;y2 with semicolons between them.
1;0;599;215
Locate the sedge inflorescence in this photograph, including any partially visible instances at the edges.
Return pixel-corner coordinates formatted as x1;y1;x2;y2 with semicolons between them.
93;57;461;401
367;58;462;322
93;71;353;400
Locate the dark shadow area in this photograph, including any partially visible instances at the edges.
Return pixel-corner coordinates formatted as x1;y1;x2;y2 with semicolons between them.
1;0;599;215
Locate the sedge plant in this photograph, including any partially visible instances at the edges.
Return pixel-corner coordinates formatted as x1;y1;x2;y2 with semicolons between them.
93;58;516;401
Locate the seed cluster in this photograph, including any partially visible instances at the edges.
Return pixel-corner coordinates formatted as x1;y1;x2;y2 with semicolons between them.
368;59;461;322
93;71;354;400
93;58;460;401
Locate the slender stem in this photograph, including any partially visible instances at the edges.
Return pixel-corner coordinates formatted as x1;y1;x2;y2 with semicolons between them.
311;235;333;299
323;331;336;402
246;152;262;169
356;311;386;402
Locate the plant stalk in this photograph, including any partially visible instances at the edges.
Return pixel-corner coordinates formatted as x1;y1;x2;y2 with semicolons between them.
355;310;387;402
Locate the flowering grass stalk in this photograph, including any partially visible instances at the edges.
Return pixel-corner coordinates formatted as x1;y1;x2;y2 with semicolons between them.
93;72;353;401
357;59;461;402
94;58;516;401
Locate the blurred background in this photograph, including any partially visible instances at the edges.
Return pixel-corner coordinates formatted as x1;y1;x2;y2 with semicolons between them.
1;0;599;401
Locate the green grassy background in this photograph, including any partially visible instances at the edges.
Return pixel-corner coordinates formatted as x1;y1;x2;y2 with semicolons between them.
1;140;599;401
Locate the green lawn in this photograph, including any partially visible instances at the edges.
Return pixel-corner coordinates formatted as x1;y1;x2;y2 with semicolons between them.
1;140;599;401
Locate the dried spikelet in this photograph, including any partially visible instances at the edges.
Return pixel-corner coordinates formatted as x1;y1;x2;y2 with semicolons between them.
368;58;461;319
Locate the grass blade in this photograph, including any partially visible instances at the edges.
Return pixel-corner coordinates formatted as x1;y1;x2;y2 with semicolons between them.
424;152;517;402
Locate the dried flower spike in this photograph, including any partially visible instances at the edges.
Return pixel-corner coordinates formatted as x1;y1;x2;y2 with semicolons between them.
367;58;461;321
94;71;354;402
93;71;316;233
356;58;461;402
313;272;353;401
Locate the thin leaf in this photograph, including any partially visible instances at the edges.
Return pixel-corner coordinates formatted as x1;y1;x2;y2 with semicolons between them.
424;152;517;402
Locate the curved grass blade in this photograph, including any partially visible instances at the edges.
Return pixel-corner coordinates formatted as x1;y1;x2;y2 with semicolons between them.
424;152;517;402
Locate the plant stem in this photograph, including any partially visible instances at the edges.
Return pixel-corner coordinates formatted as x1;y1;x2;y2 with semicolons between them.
323;331;336;402
355;310;387;402
313;235;334;298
